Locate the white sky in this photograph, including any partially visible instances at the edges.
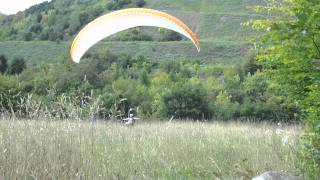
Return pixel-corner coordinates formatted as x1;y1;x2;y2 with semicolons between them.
0;0;50;15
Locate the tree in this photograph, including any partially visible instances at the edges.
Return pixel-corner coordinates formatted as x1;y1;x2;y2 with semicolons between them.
107;0;132;10
79;12;91;26
162;84;211;120
29;23;42;33
243;52;262;75
214;90;240;120
134;0;146;7
139;69;150;86
250;0;320;177
0;54;8;74
0;75;21;113
8;57;26;75
68;12;81;35
23;31;33;41
36;13;42;23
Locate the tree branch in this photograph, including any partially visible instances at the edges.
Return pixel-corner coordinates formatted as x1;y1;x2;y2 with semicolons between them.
312;34;320;57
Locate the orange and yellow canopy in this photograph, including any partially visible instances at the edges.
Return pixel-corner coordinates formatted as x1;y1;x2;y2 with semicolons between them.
70;8;200;63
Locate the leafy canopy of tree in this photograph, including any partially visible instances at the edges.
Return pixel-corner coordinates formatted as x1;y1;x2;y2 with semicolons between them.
8;57;26;75
0;54;8;74
162;84;211;119
250;0;320;177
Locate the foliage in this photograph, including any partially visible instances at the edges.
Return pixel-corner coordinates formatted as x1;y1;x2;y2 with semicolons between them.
214;90;240;120
0;54;8;74
110;27;153;41
162;84;211;120
8;57;26;75
107;0;133;10
0;75;22;115
242;51;261;75
159;28;183;41
0;0;146;41
0;0;262;42
250;0;320;177
0;49;300;121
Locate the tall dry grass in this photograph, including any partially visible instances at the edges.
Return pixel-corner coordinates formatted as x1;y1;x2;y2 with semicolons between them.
0;119;303;179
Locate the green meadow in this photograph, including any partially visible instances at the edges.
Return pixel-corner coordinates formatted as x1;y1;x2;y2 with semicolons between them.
0;120;302;179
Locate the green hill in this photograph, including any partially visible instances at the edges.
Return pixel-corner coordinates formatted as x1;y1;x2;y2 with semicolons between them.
0;0;262;64
0;0;261;41
0;41;251;64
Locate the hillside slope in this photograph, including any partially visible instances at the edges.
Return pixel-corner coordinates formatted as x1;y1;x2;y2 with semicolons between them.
0;0;261;64
0;41;251;64
0;0;261;41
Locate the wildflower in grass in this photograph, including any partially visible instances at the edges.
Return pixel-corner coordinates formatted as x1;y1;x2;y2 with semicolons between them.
276;128;284;135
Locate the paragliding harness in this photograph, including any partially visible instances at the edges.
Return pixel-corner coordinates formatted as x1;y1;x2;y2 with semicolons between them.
122;108;140;126
111;98;139;125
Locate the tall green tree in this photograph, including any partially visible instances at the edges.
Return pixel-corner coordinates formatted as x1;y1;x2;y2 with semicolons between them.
251;0;320;177
9;57;26;75
0;54;8;74
162;84;211;120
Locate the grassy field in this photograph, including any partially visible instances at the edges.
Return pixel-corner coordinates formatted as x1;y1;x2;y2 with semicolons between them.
0;41;251;64
0;119;303;179
146;0;262;15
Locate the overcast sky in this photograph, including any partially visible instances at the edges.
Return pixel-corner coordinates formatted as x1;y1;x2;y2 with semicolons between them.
0;0;50;15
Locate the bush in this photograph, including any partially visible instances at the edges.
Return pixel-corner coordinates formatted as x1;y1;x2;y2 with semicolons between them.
159;28;182;41
0;75;22;114
107;0;132;10
0;54;8;74
134;0;146;7
112;28;153;41
8;57;26;75
162;84;211;120
214;90;240;120
243;52;261;75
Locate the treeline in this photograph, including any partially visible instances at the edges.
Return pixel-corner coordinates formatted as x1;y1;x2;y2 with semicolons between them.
0;50;299;121
0;0;181;42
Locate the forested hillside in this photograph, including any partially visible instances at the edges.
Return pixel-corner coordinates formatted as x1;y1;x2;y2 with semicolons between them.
1;0;297;122
0;0;263;65
0;0;262;42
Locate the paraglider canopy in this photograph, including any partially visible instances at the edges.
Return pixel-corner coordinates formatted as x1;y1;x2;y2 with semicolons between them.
70;8;200;63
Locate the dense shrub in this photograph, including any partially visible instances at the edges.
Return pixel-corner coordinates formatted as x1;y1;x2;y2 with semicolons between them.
162;84;211;120
159;28;183;41
107;0;131;10
0;49;303;122
0;54;8;74
134;0;146;7
8;57;26;75
0;75;22;114
111;28;153;41
106;0;145;10
214;90;240;120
